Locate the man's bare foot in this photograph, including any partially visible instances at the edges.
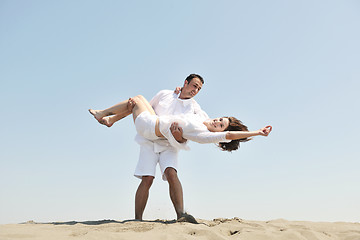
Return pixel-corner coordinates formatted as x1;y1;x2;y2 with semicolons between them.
100;116;114;127
177;213;198;224
88;109;106;123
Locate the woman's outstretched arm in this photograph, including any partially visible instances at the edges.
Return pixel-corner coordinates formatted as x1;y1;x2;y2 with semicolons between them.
226;125;272;140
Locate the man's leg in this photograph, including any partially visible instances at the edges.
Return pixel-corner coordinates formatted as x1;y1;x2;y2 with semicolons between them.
135;176;154;220
164;167;184;219
134;144;158;220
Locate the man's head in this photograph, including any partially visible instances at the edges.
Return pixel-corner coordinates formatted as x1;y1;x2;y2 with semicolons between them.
178;74;204;99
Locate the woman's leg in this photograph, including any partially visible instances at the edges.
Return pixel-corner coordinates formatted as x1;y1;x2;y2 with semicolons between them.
89;95;164;137
89;99;131;124
98;96;150;128
130;96;164;138
99;97;147;127
130;95;156;121
89;95;154;124
100;112;129;127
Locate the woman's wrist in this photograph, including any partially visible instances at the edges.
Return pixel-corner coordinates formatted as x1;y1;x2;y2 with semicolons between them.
247;131;259;136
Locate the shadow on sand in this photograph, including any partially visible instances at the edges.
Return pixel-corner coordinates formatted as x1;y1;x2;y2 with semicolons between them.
46;219;177;226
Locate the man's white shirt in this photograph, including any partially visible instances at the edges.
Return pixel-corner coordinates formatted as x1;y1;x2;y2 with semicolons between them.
134;90;209;152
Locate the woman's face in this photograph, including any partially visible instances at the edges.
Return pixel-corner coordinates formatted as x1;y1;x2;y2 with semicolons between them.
205;117;230;132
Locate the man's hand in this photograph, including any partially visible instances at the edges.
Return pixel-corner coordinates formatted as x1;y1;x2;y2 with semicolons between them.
127;98;136;112
174;87;182;95
170;122;187;143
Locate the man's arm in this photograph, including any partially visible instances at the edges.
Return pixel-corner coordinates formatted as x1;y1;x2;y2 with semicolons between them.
192;100;209;121
170;122;187;143
149;90;168;109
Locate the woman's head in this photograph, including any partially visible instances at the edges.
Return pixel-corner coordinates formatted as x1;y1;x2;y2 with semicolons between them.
203;117;230;132
218;116;251;152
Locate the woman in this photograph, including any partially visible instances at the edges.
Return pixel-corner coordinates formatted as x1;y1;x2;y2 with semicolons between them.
89;95;272;152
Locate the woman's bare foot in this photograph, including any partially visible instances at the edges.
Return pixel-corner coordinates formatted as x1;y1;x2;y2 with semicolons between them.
88;109;106;123
99;116;114;127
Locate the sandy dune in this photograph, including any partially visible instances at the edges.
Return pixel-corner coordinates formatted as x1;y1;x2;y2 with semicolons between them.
1;218;359;240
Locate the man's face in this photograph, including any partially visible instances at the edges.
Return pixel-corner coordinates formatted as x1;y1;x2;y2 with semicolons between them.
179;77;203;99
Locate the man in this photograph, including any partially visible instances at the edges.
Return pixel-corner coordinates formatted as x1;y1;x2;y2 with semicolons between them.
133;74;208;223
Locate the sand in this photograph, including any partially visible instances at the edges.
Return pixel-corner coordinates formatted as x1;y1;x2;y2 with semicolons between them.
1;218;360;240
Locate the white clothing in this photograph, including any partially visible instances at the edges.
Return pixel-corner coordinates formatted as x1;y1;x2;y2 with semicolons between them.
134;111;230;151
150;90;209;121
134;142;178;181
159;114;230;150
134;90;209;181
134;111;159;141
135;90;210;150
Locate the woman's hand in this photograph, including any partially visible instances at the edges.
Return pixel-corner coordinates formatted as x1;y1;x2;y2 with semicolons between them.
258;125;272;136
174;87;182;95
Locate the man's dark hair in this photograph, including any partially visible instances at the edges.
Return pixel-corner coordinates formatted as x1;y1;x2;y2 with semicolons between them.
185;74;204;84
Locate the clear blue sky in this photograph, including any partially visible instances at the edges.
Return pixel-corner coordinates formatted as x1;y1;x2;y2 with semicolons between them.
1;0;359;224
